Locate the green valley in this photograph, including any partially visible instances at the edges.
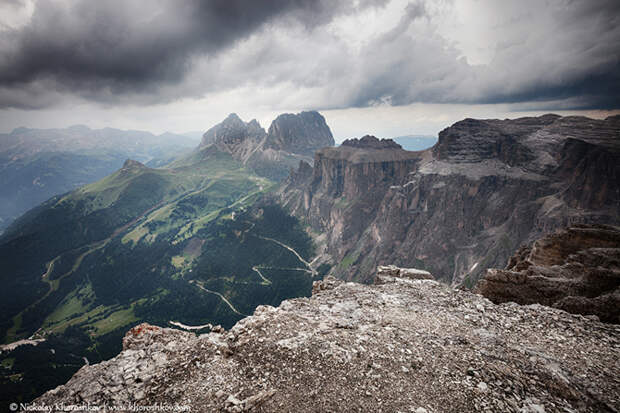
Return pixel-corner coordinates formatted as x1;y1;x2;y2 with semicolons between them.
0;111;335;406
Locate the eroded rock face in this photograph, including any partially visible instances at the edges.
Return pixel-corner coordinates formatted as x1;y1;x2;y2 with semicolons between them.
201;113;267;163
341;135;402;150
266;111;334;156
376;264;434;281
200;111;334;181
278;114;620;285
37;273;620;412
476;224;620;323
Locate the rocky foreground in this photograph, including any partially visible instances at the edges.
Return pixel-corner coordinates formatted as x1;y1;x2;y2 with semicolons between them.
37;272;619;412
477;224;620;323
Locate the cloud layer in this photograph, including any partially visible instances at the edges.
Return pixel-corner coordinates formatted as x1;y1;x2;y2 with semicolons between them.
0;0;618;110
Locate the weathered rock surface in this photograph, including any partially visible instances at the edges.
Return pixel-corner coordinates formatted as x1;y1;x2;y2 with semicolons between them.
200;111;334;181
265;111;334;156
37;271;620;412
477;224;620;323
278;114;620;285
376;264;434;281
202;113;267;162
341;135;402;150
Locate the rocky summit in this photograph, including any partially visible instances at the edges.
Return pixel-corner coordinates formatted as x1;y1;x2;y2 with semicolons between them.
477;224;620;323
200;111;334;181
37;269;620;412
278;114;620;286
341;135;403;150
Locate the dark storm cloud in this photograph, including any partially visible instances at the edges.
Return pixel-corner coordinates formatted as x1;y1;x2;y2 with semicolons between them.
469;0;620;110
0;0;386;108
344;0;620;110
0;0;618;110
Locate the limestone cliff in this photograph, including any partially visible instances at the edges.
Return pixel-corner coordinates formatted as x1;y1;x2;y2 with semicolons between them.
477;224;620;323
200;111;334;181
265;111;334;156
278;115;620;286
36;270;620;412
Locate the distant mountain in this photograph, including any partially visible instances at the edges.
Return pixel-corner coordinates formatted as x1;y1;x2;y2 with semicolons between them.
202;111;334;180
0;111;332;405
0;126;197;232
278;114;620;287
178;131;204;141
391;134;437;151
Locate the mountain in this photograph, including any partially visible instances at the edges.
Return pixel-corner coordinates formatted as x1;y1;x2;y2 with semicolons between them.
0;126;197;232
35;269;620;412
0;111;331;406
392;134;437;151
4;112;620;408
477;224;620;323
202;111;334;180
278;114;620;286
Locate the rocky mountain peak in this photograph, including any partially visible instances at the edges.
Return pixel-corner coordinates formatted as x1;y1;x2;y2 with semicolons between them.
341;135;402;150
36;266;620;412
432;118;534;166
265;111;334;156
197;111;334;181
121;159;146;170
224;112;242;122
200;113;266;149
247;119;262;130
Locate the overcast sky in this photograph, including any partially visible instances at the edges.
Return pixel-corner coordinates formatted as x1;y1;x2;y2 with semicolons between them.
0;0;618;141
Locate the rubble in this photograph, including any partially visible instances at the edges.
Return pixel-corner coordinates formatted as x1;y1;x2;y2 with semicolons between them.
37;269;620;412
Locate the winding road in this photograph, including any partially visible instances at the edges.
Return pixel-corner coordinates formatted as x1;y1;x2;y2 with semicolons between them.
258;236;317;276
251;266;272;285
190;280;249;316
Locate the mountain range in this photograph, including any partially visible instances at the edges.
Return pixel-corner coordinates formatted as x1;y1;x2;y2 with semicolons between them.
279;114;620;287
1;111;619;408
0;111;332;404
0;125;198;233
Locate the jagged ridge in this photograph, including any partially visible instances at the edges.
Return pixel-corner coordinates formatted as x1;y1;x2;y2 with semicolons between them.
199;111;334;181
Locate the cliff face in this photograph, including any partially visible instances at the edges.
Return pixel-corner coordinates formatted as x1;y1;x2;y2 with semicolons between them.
278;115;620;285
36;271;620;412
200;111;334;181
265;111;334;156
202;114;267;163
477;224;620;323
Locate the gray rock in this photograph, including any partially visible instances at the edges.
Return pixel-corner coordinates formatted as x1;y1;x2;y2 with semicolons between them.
477;224;620;323
277;114;620;286
36;274;620;412
200;111;334;181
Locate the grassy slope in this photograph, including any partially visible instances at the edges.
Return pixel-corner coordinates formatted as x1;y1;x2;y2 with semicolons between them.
0;144;320;409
